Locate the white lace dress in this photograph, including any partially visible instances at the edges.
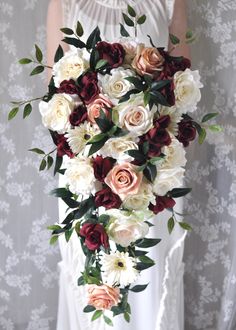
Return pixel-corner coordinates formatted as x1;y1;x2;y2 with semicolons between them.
57;1;186;329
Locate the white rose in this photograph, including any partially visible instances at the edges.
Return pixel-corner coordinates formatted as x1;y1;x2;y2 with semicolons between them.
113;92;155;136
98;67;135;104
153;167;185;196
64;156;97;195
174;69;203;113
123;181;155;210
161;136;187;168
39;93;79;133
100;136;138;162
106;209;150;247
52;49;89;87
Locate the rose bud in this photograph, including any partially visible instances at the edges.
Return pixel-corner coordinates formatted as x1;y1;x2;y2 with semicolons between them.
80;223;109;251
57;79;79;94
93;156;116;182
177;119;197;147
95;187;122;209
96;41;125;68
87;284;120;310
149;196;176;214
69;105;88;126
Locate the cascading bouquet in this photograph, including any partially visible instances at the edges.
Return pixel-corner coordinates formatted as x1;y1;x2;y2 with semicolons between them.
9;5;221;326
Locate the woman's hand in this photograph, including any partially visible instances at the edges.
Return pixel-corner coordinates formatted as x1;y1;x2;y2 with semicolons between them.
168;0;190;59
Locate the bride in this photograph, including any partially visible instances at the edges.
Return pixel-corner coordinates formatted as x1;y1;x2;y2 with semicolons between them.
47;1;190;329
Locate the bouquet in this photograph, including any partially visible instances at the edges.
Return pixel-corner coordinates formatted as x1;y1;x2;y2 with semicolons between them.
9;5;221;326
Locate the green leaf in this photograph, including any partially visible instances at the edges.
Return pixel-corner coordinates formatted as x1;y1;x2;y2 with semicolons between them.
208;125;223;132
150;91;169;106
168;217;175;234
198;127;207;144
179;222;192;231
29;148;45;155
63;37;86;48
62;196;80;209
60;27;74;35
23;103;32;119
133;250;148;256
47;155;54;170
98;214;110;224
201;112;219;123
90;49;100;70
35;44;43;62
137;164;147;172
95;59;108;70
19;58;32;64
118;89;140;103
127;4;136;17
144;92;151;106
87;133;108;144
54;45;64;63
186;30;193;39
88;138;108;156
77;275;85;286
125;149;145;161
124;76;144;90
39;159;47;171
130;284;149;292
91;310;103;321
142;141;149;155
169;188;192;198
47;225;61;231
120;23;130;37
50;235;58;245
137;15;146;25
50;187;73;198
124;312;130;323
86;26;101;49
30;65;44;76
135;238;161;248
54;155;63;176
143;163;157;182
151;80;171;91
76;20;84;37
65;228;74;242
138;255;154;264
8;107;19;120
148;157;163;165
122;13;134;27
169;33;180;45
103;315;113;326
83;305;96;313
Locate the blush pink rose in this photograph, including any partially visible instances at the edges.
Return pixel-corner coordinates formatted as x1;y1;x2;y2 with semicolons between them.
132;45;164;77
87;284;120;310
104;162;143;200
87;94;113;124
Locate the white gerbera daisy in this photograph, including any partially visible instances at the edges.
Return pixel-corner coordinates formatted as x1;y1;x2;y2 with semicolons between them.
159;106;182;135
101;251;138;287
65;121;98;154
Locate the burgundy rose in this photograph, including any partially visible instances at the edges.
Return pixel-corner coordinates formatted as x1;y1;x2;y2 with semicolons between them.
96;41;125;68
95;187;122;209
149;196;176;214
140;115;171;158
57;79;79;94
50;132;74;158
77;71;100;104
93;156;115;182
69;105;88;126
80;223;109;251
177;119;197;147
159;49;191;77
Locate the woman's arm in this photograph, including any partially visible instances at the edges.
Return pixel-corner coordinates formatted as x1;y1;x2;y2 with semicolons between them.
47;0;69;81
168;0;190;59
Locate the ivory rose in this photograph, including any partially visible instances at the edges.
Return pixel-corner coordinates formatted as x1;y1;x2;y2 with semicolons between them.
87;284;120;310
132;44;164;77
123;181;155;210
104;162;143;200
153;167;185;196
87;94;113;124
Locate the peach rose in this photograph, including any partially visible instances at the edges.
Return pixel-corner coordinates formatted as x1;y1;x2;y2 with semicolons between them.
104;162;143;200
87;94;113;124
87;284;120;310
132;45;164;77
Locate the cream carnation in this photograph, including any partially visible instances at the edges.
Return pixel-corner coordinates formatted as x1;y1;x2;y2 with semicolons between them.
106;209;149;247
113;93;155;136
65;122;99;154
153;167;185;196
98;67;135;103
161;136;187;169
174;69;203;113
100;136;138;162
53;49;89;87
39;93;79;133
64;156;97;195
123;181;155;210
101;251;138;287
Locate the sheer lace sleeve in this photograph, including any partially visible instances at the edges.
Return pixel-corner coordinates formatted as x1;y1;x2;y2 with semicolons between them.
165;0;176;25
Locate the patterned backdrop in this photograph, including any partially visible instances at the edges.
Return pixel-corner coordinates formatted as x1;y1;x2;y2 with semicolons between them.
0;1;235;329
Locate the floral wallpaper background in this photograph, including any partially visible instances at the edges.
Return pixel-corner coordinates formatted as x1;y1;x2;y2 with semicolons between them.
0;0;236;329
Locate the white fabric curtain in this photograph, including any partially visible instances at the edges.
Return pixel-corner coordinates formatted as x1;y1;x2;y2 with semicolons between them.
0;1;236;329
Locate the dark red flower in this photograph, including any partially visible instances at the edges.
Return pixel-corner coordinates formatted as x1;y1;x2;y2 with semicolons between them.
177;119;197;147
80;223;109;251
50;132;74;158
96;41;125;68
95;187;122;209
77;71;100;104
57;79;79;94
159;49;191;77
93;156;115;182
140;115;171;158
69;105;88;126
149;196;176;214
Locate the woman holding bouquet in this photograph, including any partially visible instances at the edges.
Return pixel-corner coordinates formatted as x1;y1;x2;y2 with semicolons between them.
47;0;190;329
